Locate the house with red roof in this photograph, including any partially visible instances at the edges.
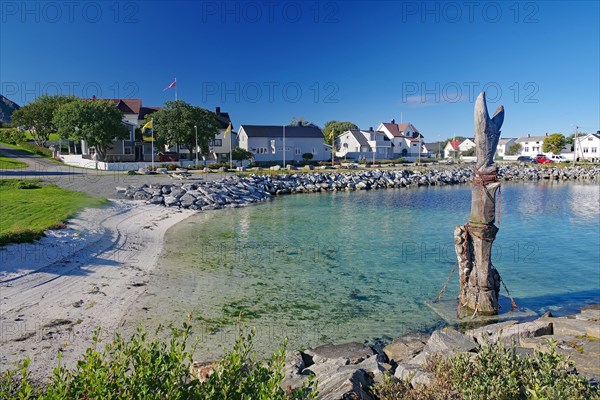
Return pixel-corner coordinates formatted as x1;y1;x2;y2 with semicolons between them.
444;141;461;159
376;120;424;158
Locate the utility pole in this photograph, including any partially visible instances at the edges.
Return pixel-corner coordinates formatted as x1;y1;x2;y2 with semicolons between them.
574;125;579;166
331;129;335;167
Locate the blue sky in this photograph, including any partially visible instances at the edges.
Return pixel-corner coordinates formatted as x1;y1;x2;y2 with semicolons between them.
1;1;599;141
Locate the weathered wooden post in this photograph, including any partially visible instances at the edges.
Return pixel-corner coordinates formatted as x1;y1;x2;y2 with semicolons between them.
455;91;504;316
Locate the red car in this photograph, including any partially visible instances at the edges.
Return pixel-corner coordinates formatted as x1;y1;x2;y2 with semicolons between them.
535;154;553;164
158;152;179;162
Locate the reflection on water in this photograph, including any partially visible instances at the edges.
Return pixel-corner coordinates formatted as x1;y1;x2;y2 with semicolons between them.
125;181;600;358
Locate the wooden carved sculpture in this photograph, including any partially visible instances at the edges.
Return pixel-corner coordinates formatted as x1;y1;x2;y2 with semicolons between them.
454;91;504;316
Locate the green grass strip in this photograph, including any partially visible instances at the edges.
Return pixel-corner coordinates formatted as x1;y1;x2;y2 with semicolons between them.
0;179;108;246
0;156;28;169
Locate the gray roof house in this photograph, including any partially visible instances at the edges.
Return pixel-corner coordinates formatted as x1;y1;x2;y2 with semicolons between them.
238;124;329;162
336;129;392;160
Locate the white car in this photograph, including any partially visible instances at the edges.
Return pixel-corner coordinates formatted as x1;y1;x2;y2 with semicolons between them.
548;154;567;162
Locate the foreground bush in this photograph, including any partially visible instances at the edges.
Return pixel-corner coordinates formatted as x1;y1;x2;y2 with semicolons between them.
371;339;599;400
0;323;316;399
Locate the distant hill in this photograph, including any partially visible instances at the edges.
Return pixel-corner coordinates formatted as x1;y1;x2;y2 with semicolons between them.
0;95;21;124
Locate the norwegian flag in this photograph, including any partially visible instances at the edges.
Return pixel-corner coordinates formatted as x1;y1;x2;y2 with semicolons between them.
163;79;177;91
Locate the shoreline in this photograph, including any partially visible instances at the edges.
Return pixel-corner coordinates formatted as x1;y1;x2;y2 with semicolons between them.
1;169;598;381
0;201;194;379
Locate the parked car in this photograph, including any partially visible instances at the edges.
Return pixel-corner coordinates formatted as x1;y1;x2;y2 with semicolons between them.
535;154;553;164
549;154;568;162
158;152;179;162
517;156;538;163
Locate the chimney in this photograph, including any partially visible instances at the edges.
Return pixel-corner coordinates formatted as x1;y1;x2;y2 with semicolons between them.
369;127;373;131
298;120;302;126
545;132;548;137
391;118;395;124
527;134;530;137
215;106;221;115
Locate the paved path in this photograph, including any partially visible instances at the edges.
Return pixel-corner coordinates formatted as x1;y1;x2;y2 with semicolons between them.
0;144;228;198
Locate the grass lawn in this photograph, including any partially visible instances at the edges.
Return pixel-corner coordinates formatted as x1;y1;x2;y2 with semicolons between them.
0;156;27;169
0;179;108;246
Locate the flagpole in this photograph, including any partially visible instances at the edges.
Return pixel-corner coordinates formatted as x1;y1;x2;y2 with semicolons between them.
229;126;232;169
283;125;286;168
175;78;177;101
151;119;155;170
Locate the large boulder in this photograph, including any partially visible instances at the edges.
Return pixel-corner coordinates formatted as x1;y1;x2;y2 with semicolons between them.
383;333;429;364
394;364;432;387
423;328;477;356
303;342;374;366
466;320;518;344
304;359;372;400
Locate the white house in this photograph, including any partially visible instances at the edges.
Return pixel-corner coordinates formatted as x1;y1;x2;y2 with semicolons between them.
335;129;393;160
444;141;460;159
376;121;424;157
496;138;517;157
79;98;161;162
515;134;548;157
458;138;476;153
210;107;238;161
238;124;329;163
574;132;600;162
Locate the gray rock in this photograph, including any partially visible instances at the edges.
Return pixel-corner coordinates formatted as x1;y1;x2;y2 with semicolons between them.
466;320;518;344
304;342;374;366
179;193;197;208
163;195;179;207
133;191;151;201
493;320;553;345
281;350;308;392
394;364;432;387
383;333;429;364
304;359;372;400
424;328;477;355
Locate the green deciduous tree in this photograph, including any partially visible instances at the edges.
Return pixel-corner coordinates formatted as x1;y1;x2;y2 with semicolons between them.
289;117;319;128
322;121;358;142
53;99;129;160
506;142;523;155
461;147;476;156
231;147;253;166
542;133;566;155
148;101;219;163
11;94;77;146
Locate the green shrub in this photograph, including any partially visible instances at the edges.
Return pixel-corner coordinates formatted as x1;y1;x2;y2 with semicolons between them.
0;323;317;399
371;339;598;400
0;128;26;144
17;142;53;157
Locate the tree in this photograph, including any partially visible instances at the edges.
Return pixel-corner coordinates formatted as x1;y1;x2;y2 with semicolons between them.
231;147;253;166
148;101;219;163
461;147;476;156
565;134;575;147
53;99;129;160
542;133;566;155
302;152;313;163
11;94;76;146
289;117;319;128
322;121;358;142
506;142;522;156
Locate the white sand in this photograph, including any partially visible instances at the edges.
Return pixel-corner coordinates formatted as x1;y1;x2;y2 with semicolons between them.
0;201;194;379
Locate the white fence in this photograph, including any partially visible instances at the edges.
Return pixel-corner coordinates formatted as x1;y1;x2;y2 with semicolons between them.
59;154;211;171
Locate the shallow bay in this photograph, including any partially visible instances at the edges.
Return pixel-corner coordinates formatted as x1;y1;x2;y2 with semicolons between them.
126;180;600;358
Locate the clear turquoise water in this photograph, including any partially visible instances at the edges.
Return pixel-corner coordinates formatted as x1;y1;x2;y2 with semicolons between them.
127;181;600;357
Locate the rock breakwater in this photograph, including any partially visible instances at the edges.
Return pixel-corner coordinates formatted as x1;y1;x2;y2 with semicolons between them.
119;165;600;210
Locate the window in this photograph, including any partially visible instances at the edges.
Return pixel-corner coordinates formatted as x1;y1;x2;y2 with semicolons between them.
524;147;529;152
124;147;132;155
592;148;598;153
583;148;589;153
312;147;318;154
212;139;222;146
295;147;301;155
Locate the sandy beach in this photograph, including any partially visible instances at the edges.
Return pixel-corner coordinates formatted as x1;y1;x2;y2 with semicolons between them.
0;201;194;379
